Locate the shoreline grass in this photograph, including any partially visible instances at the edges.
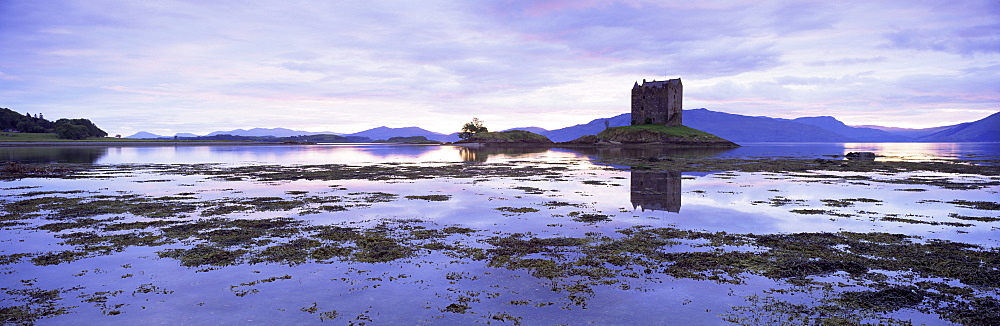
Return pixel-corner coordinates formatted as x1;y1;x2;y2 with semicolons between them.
0;132;249;143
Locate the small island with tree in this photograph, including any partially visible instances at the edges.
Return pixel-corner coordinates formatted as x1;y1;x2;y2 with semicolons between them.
455;117;554;145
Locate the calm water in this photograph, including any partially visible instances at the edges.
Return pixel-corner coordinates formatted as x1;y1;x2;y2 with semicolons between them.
1;143;998;325
3;142;999;164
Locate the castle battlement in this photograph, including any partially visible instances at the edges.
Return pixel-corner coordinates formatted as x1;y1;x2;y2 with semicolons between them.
631;78;682;126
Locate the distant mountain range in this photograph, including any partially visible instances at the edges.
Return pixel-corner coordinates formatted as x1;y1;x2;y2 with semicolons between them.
347;126;460;142
126;126;459;142
525;109;998;143
127;109;999;143
783;116;911;142
204;127;339;138
126;127;336;139
126;131;170;139
917;112;1000;142
851;125;953;139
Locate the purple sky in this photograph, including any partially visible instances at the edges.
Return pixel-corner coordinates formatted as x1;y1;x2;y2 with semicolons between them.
1;1;998;135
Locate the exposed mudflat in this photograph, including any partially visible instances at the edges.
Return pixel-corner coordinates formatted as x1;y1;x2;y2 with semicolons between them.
1;153;998;325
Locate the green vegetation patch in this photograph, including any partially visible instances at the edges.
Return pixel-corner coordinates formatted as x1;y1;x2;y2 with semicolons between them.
1;162;83;180
351;234;413;263
836;286;927;312
404;194;451;201
603;124;720;138
880;214;973;227
821;198;882;207
539;201;586;208
0;132;108;142
789;209;831;215
948;213;1000;222
567;212;611;223
158;245;248;267
752;196;806;207
1;284;74;324
443;303;471;314
494;207;540;214
582;124;736;145
947;200;1000;210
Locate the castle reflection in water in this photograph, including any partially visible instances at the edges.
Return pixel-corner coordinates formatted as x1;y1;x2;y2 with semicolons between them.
456;146;688;213
630;171;681;213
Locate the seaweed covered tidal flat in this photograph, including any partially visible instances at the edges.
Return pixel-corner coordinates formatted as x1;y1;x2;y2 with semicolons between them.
1;150;999;325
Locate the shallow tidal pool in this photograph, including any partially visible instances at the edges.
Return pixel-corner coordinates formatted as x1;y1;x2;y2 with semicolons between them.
1;144;999;325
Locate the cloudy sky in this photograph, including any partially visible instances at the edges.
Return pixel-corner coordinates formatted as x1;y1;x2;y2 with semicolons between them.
1;0;997;135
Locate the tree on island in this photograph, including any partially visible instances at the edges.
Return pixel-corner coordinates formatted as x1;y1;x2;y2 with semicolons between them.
1;107;108;139
1;107;53;132
54;123;89;140
54;118;108;140
459;117;488;140
16;120;46;133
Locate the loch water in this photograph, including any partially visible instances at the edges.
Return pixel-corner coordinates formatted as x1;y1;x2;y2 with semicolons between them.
1;143;998;325
3;142;1000;165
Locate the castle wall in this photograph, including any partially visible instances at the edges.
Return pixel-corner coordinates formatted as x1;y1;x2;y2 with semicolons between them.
631;78;682;126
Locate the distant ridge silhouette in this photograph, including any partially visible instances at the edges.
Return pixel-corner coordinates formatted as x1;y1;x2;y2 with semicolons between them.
126;109;998;143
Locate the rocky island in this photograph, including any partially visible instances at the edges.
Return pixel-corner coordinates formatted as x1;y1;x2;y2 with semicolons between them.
455;130;554;145
455;78;738;148
564;124;737;147
568;77;736;147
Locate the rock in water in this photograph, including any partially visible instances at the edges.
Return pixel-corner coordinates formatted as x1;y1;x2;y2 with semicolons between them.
846;152;876;160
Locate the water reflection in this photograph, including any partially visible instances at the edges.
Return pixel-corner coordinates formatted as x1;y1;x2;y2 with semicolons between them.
314;144;452;162
458;146;551;162
97;144;461;164
0;146;107;163
1;142;997;165
841;142;1000;161
631;171;682;212
720;142;1000;160
559;146;734;160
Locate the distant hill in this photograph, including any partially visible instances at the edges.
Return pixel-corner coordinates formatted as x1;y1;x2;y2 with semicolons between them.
852;125;953;139
133;109;998;144
524;110;856;143
174;133;200;138
539;113;631;142
918;111;1000;142
206;127;338;137
126;131;168;139
528;109;1000;143
684;109;854;143
172;134;368;143
502;127;549;134
529;110;855;143
789;116;913;142
345;126;460;142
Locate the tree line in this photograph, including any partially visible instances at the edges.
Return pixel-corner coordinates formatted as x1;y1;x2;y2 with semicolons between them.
0;107;108;139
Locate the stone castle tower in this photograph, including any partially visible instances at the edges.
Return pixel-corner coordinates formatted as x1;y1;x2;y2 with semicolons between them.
631;78;682;126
